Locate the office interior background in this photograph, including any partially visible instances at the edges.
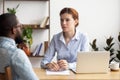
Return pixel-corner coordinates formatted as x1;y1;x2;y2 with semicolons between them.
0;0;120;67
50;0;120;51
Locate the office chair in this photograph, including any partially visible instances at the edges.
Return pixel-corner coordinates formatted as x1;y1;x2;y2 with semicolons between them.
0;66;12;80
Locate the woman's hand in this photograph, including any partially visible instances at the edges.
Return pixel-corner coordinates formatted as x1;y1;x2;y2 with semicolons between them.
58;59;69;70
46;62;60;71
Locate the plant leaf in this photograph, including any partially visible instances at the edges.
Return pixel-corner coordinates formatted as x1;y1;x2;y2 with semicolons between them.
15;4;20;10
89;39;98;51
109;43;115;49
116;50;120;60
104;47;110;51
110;48;114;53
106;36;113;46
118;32;120;42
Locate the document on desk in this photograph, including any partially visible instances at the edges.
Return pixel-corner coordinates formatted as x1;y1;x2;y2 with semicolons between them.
46;69;70;75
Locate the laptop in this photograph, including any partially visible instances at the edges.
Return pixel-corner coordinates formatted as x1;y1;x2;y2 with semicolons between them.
71;51;110;74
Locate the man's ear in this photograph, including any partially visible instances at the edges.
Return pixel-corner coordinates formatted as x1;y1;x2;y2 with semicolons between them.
11;27;17;34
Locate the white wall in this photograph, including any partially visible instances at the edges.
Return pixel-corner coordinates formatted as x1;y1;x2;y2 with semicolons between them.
0;0;3;14
50;0;120;50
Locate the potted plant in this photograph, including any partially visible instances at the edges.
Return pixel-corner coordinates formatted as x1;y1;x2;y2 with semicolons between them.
7;4;20;14
90;33;120;63
115;32;120;62
104;36;115;62
22;26;33;48
19;26;32;56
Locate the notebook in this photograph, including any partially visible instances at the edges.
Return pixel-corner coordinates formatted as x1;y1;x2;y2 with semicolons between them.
71;51;110;74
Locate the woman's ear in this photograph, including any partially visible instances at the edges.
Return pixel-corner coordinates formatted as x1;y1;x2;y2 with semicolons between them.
75;19;78;26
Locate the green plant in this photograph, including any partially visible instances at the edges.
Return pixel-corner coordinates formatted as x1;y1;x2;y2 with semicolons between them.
104;36;115;56
7;4;20;14
104;36;115;62
89;39;99;51
116;32;120;60
22;26;33;48
90;33;120;62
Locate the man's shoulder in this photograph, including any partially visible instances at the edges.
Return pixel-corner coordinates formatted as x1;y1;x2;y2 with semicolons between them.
12;48;27;58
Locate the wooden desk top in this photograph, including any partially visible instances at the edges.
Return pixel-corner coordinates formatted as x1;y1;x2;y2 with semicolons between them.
34;68;120;80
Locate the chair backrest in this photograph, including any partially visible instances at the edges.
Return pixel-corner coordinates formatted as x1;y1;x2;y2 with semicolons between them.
0;66;12;80
5;66;12;80
0;73;5;80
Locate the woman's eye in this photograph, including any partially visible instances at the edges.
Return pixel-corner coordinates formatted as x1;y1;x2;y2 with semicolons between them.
61;19;63;22
60;18;70;22
66;19;70;22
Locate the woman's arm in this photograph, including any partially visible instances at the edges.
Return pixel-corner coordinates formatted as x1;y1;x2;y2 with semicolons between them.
41;36;56;68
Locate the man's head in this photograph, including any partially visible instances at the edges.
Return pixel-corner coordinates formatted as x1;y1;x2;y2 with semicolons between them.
0;13;23;44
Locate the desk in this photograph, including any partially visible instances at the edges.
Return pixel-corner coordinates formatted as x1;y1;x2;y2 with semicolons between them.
34;68;120;80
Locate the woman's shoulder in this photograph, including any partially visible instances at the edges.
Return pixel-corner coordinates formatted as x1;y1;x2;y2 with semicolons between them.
77;30;88;38
53;32;62;39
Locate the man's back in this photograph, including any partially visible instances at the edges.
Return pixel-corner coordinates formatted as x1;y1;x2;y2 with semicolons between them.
0;37;38;80
0;48;10;73
0;37;16;73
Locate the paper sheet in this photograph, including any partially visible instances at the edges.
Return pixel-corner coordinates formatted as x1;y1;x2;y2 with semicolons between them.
46;69;70;75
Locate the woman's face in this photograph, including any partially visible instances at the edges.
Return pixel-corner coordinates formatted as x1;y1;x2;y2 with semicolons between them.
60;13;78;32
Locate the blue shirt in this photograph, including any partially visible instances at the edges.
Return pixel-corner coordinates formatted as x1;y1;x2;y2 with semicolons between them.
41;30;89;69
0;37;38;80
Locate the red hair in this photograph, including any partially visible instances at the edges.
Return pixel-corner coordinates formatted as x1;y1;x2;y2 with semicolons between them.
60;7;79;27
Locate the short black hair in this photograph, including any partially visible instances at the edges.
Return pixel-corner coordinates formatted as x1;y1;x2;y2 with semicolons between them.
0;13;18;36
